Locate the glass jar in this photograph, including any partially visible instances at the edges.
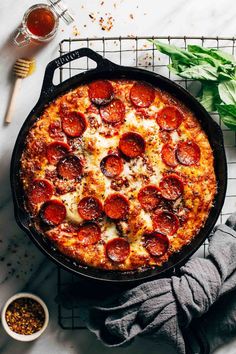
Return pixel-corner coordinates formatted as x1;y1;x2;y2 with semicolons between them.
14;1;74;47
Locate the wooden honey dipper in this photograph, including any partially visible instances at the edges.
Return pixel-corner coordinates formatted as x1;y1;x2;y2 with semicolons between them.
5;58;35;124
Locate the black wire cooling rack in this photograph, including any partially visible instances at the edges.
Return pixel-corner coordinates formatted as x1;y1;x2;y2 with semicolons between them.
57;36;236;330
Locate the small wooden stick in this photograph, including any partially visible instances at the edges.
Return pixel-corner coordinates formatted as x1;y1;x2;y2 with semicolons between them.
5;78;22;124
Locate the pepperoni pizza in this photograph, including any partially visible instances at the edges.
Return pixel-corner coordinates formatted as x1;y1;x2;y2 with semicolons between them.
20;80;217;271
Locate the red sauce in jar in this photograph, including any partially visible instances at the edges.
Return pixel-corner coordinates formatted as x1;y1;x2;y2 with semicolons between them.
26;8;56;37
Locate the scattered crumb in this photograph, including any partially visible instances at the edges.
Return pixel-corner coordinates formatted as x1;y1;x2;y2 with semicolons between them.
72;25;80;36
138;52;153;67
113;3;117;8
99;13;114;31
129;14;134;20
144;13;147;15
84;24;87;28
101;1;104;5
89;13;96;22
61;28;64;32
88;10;115;31
81;5;84;8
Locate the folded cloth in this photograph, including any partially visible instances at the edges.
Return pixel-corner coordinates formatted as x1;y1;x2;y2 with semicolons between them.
186;287;236;353
56;212;236;354
186;212;236;353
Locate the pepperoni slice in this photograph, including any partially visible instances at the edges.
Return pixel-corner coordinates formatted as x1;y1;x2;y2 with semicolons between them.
144;232;169;257
159;174;184;201
46;141;70;165
61;111;87;137
29;179;53;204
100;154;123;178
152;211;179;236
100;99;125;124
161;144;178;168
77;222;101;245
106;237;130;263
156;106;183;131
40;199;66;226
78;196;103;221
176;140;201;166
130;82;155;108
88;80;114;106
57;155;83;180
138;185;161;211
104;193;129;220
119;132;145;158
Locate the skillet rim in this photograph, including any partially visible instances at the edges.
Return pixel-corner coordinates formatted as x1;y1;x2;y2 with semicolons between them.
10;48;227;284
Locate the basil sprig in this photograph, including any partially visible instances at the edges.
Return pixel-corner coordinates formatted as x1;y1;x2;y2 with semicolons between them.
150;40;236;130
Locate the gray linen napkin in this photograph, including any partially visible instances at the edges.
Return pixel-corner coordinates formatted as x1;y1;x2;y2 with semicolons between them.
185;287;236;353
186;213;236;353
57;212;236;354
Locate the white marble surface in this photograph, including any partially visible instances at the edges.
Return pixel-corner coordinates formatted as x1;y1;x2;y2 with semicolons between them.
0;0;236;353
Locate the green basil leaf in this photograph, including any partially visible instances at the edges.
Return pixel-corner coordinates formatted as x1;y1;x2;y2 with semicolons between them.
218;72;235;81
198;83;220;111
178;64;218;81
218;63;236;73
211;49;236;64
217;64;236;81
217;104;236;130
193;53;221;67
150;40;197;64
188;46;223;67
188;45;236;64
218;80;236;104
168;63;189;74
152;40;236;81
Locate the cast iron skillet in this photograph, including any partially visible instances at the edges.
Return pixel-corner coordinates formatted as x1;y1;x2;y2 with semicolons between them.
10;48;227;284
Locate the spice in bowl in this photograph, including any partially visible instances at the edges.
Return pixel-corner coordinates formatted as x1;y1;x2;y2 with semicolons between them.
1;293;49;341
5;297;45;335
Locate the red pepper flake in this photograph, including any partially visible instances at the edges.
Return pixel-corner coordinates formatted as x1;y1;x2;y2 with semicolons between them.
99;13;114;31
89;13;96;22
5;298;45;335
129;14;134;19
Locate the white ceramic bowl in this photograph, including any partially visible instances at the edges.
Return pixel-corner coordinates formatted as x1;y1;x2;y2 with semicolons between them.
1;292;49;341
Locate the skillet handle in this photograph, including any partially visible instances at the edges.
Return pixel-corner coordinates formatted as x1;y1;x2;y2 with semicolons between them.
39;47;117;100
